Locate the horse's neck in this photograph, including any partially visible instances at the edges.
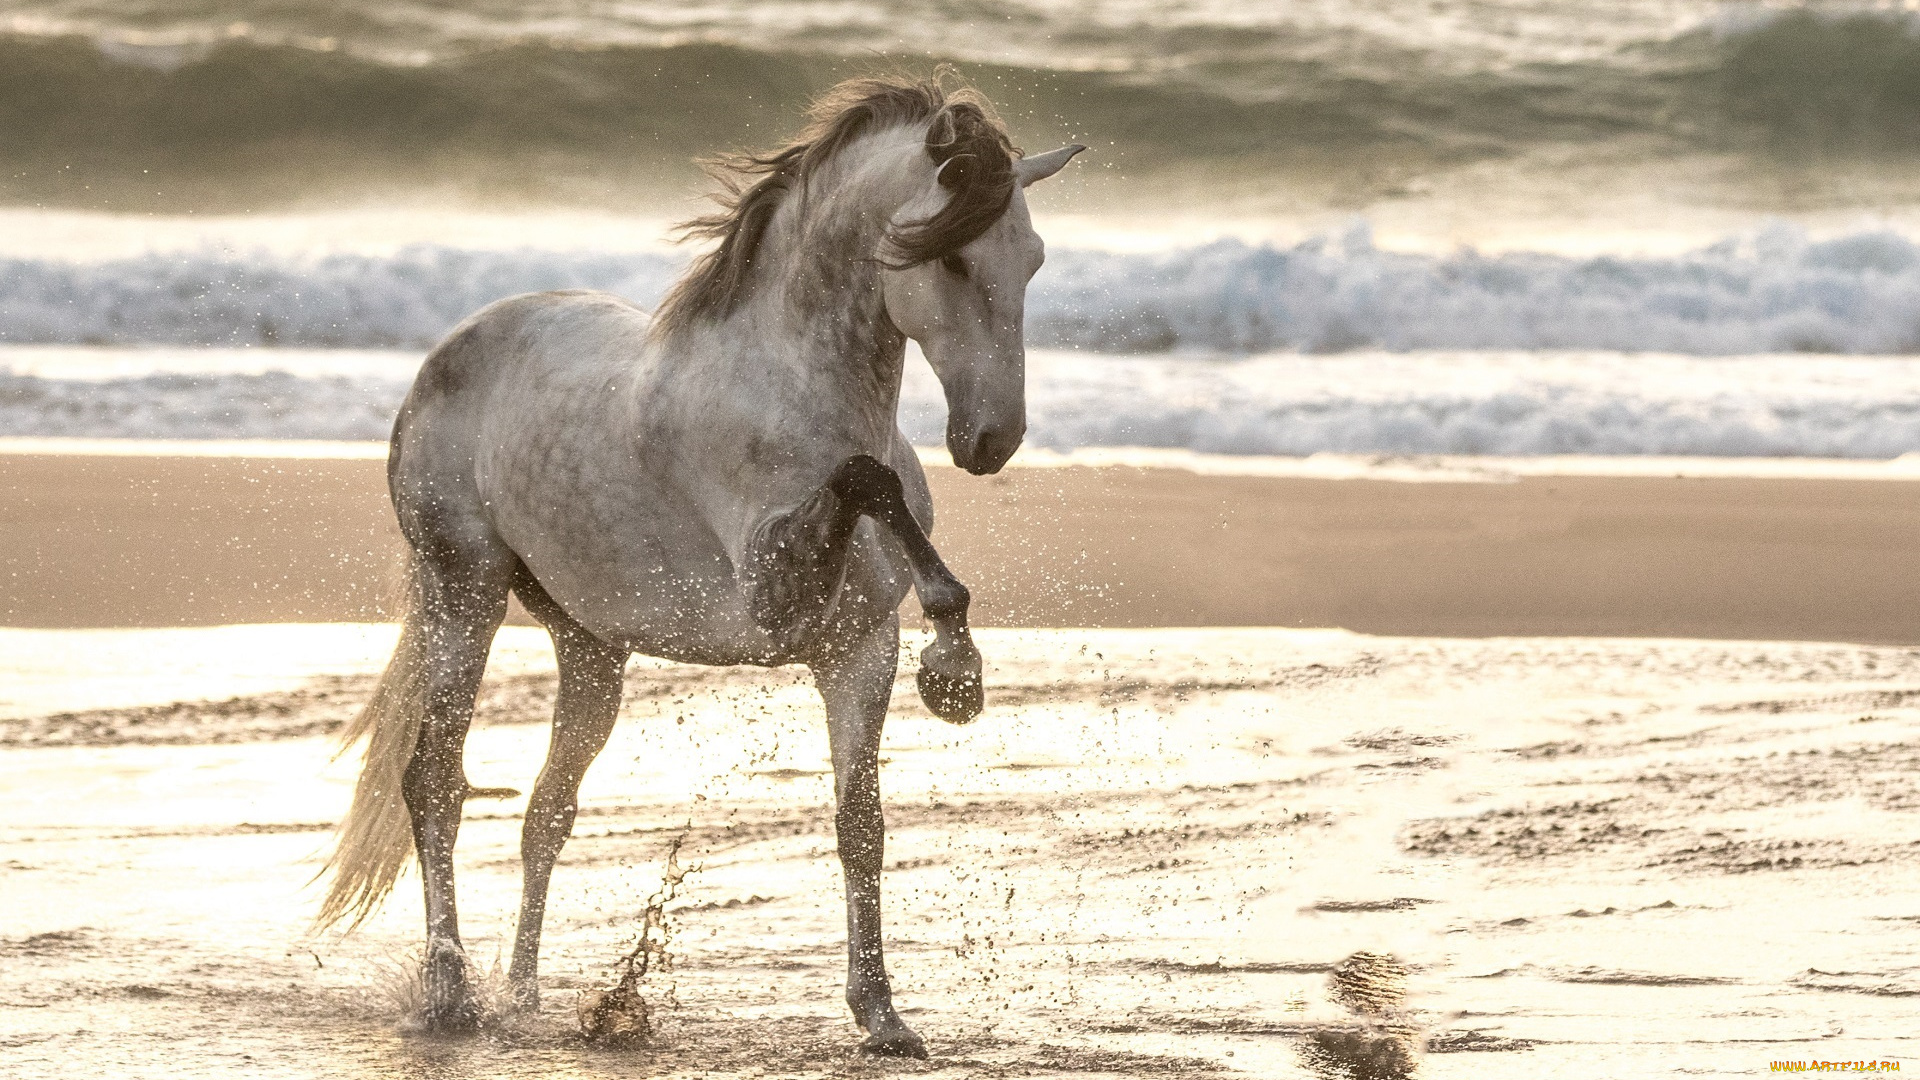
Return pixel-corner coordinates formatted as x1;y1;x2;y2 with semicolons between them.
723;153;910;443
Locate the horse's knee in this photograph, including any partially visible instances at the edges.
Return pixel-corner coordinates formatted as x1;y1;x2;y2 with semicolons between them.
522;770;589;848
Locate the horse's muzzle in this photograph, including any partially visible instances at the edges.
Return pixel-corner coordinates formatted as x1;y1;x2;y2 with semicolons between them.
950;425;1022;475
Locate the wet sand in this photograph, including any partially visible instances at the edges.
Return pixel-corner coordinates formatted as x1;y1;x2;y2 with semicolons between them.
5;446;1919;1075
4;449;1920;641
3;626;1918;1077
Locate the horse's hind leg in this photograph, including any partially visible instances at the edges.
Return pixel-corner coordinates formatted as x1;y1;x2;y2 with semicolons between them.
506;567;628;1010
812;613;927;1058
828;456;982;723
402;543;515;1030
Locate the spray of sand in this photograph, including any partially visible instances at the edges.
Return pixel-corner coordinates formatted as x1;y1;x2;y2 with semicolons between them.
577;826;698;1047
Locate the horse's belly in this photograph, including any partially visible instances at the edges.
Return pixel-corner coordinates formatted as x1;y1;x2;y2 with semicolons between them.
482;444;767;663
535;557;768;665
505;499;910;668
516;523;910;667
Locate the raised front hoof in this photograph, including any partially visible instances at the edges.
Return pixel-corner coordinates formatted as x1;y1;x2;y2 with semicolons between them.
916;639;983;724
858;1025;929;1059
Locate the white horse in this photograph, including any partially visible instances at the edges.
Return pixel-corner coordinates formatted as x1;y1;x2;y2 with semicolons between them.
317;76;1082;1058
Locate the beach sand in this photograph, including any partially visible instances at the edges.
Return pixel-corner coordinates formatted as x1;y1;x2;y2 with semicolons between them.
3;625;1918;1077
3;448;1919;641
3;448;1919;1077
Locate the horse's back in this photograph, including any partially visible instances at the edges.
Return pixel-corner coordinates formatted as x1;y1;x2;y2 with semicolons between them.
398;289;650;450
408;290;647;407
389;290;653;550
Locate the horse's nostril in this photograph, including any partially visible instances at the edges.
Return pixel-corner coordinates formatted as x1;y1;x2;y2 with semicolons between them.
970;431;995;463
950;424;1020;474
967;429;1018;473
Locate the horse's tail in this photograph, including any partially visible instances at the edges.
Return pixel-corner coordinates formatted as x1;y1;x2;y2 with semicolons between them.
315;557;430;932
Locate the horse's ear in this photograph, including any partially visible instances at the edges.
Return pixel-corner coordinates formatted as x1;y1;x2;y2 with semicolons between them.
1015;145;1087;187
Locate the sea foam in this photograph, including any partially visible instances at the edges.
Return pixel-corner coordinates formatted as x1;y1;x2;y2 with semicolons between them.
6;224;1920;356
8;347;1920;458
8;223;1920;457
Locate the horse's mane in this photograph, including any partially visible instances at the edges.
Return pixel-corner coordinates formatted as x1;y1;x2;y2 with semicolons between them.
652;74;1018;335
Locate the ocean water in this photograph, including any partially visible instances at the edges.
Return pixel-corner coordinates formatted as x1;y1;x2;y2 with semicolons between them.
4;1;1920;456
10;343;1920;458
6;0;1920;222
10;223;1920;355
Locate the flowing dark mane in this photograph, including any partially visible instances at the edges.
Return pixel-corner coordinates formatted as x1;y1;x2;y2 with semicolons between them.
652;75;1018;335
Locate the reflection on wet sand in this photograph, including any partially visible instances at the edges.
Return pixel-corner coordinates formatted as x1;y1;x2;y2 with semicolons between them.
1298;952;1420;1079
3;627;1918;1077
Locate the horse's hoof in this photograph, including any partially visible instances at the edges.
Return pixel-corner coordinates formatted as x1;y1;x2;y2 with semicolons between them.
916;664;982;723
916;652;982;724
421;994;484;1034
859;1026;929;1059
421;942;484;1033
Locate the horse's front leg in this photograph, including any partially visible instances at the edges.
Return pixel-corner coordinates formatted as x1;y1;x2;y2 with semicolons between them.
812;613;927;1058
748;453;982;711
827;456;982;723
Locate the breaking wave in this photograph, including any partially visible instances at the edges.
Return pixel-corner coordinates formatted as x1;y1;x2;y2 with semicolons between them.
0;247;683;350
9;349;1920;458
7;224;1920;356
949;352;1920;459
1032;225;1920;355
0;370;411;441
1;9;1918;206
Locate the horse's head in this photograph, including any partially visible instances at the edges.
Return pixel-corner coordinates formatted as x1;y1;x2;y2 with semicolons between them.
880;111;1083;476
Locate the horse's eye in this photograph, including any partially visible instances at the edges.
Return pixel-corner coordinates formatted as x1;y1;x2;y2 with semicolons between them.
939;253;969;279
